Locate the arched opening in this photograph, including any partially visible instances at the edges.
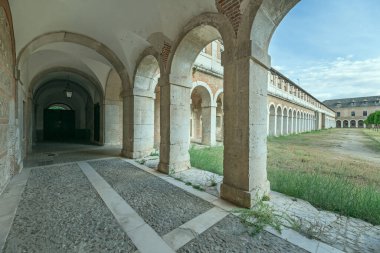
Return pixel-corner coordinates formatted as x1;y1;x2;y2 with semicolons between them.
283;108;288;135
288;109;293;134
343;120;349;128
269;105;276;136
215;91;224;143
336;120;342;128
276;106;283;136
16;31;129;156
191;39;224;146
47;103;72;111
293;110;297;133
104;69;123;146
32;74;102;144
297;111;301;133
132;53;160;157
160;21;230;173
350;120;356;128
190;83;213;145
358;120;364;128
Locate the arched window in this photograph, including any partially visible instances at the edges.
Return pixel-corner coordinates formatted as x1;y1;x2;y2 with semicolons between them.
47;104;72;111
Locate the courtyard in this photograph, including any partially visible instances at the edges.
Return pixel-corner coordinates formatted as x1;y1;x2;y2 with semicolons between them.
1;129;378;252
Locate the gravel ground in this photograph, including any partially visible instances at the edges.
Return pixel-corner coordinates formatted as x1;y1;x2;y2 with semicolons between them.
90;159;214;235
4;163;136;253
178;214;308;253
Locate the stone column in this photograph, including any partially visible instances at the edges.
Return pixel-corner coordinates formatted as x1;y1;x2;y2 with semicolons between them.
158;75;191;174
104;100;122;145
276;112;282;136
221;46;270;208
121;88;155;158
154;91;160;149
201;105;216;146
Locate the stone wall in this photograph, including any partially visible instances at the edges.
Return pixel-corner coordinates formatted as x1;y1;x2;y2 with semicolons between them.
0;3;16;194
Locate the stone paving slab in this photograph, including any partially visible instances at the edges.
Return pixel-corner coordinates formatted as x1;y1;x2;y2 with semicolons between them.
178;214;308;253
90;159;214;236
79;162;175;253
3;163;136;253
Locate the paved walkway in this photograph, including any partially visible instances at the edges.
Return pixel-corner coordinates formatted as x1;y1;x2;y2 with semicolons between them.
0;144;335;253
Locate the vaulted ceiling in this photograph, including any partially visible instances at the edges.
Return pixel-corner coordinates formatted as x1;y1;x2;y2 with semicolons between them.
10;0;218;89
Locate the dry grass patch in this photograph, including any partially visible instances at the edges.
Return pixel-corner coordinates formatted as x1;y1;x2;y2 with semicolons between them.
189;129;380;225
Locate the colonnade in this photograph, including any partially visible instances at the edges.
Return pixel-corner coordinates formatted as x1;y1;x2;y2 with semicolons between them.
268;104;317;136
336;120;366;128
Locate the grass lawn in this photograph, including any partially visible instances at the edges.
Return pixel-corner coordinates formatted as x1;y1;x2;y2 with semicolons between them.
363;129;380;151
189;129;380;225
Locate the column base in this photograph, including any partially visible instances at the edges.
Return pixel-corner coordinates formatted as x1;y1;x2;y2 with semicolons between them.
220;180;270;208
157;160;190;175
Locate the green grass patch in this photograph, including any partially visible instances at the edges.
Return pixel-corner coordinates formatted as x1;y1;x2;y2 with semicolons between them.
189;129;380;225
189;146;223;175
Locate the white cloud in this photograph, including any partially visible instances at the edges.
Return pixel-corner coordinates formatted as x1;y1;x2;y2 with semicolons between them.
277;56;380;101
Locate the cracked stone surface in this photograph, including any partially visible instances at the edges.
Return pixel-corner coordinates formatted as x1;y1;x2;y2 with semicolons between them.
178;214;308;253
3;163;136;253
90;159;214;236
270;191;380;253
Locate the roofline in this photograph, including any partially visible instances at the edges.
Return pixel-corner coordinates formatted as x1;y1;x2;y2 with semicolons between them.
270;68;336;113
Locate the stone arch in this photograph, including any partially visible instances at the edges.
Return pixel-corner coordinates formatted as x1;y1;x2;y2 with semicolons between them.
191;82;214;145
293;110;297;134
191;81;213;107
104;69;123;145
30;67;104;100
133;49;161;95
127;49;162;155
288;108;293;134
358;120;364;128
16;31;131;90
268;104;276;136
30;67;104;145
350;120;356;128
276;105;283;136
343;120;349;128
282;107;288;135
297;110;301;133
213;88;224;106
215;90;224;142
237;0;299;66
158;13;235;174
168;13;235;81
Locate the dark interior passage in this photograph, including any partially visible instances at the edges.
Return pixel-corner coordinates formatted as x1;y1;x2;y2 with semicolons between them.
43;108;76;141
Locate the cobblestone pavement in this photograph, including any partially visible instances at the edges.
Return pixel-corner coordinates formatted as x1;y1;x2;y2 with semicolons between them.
0;144;326;253
4;163;136;253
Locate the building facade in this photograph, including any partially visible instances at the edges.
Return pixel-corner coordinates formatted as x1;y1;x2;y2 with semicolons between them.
324;96;380;128
190;41;335;146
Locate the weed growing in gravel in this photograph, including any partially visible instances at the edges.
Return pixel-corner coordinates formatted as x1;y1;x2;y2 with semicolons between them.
150;150;160;157
284;216;326;240
192;184;205;191
232;200;282;236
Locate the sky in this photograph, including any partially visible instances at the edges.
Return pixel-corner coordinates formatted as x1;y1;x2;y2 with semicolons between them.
269;0;380;101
